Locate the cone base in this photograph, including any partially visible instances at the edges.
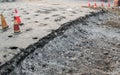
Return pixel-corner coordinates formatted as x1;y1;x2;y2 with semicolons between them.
2;26;9;31
94;6;97;8
14;30;20;33
20;23;24;26
14;32;21;35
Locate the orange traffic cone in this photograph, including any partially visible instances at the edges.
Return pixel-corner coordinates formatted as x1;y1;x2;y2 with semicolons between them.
88;0;91;7
108;0;111;8
94;3;97;9
108;3;110;8
88;2;91;7
14;9;24;25
1;14;9;30
14;17;20;33
101;0;104;7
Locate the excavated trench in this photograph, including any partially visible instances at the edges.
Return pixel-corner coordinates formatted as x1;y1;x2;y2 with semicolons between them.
0;10;120;75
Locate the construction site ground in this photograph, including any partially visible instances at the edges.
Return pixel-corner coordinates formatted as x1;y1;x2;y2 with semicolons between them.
0;0;120;75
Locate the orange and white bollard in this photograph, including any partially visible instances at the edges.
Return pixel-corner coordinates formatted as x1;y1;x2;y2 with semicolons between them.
1;14;9;30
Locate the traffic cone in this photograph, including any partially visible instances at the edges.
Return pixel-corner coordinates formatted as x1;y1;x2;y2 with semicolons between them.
108;3;110;7
14;17;20;33
94;3;97;9
108;0;110;8
101;0;104;7
14;8;24;25
1;14;9;30
88;2;91;7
